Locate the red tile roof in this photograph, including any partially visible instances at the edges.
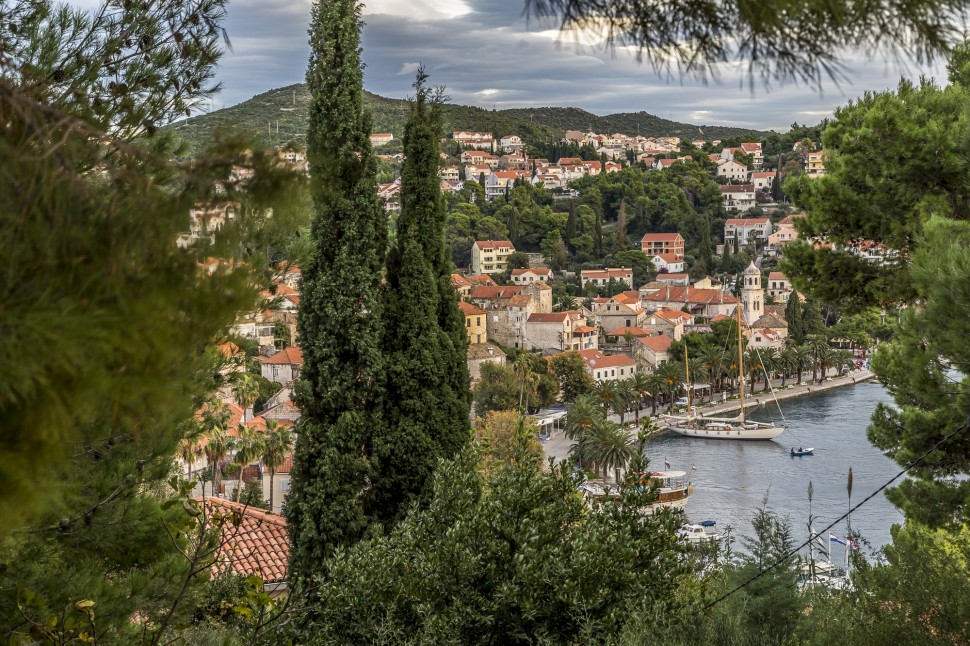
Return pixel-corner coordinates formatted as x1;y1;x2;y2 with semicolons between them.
470;285;523;300
725;217;769;225
576;349;636;369
459;301;487;316
610;326;651;337
528;312;569;323
640;232;684;242
202;498;289;584
260;347;303;365
653;253;682;263
636;334;673;352
768;271;788;281
643;286;737;305
451;273;471;287
720;184;756;194
581;268;633;280
473;240;514;250
573;325;599;334
511;267;552;276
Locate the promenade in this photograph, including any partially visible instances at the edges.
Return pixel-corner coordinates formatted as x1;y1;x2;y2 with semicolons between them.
542;368;875;464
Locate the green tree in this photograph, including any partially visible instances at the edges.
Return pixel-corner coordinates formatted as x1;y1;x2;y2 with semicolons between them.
549;351;595;402
377;70;471;527
286;0;388;588
785;292;804;345
474;362;522;416
310;438;689;643
611;249;656;287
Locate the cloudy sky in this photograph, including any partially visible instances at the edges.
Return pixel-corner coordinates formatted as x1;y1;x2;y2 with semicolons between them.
210;0;945;131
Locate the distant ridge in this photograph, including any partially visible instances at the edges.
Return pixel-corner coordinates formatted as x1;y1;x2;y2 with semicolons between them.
165;83;767;155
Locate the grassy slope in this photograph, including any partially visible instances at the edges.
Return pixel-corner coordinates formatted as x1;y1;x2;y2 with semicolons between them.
165;83;766;156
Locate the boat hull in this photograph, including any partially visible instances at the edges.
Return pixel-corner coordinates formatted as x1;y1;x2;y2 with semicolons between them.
662;421;786;440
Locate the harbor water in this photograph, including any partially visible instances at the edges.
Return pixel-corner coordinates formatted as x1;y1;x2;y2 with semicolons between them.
644;380;905;554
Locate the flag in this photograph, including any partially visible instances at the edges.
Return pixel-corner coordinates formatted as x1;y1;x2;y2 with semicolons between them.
829;532;847;546
664;456;671;469
846;537;859;550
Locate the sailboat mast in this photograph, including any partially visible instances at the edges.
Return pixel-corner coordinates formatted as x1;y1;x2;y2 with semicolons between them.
684;344;690;409
737;303;745;421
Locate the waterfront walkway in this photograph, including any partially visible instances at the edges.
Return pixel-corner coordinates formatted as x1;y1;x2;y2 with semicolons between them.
542;368;875;464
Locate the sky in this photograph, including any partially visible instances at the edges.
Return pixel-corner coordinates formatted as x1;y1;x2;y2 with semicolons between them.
207;0;946;131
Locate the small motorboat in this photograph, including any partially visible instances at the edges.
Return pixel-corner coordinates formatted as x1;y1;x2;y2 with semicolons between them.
680;520;721;544
790;447;814;456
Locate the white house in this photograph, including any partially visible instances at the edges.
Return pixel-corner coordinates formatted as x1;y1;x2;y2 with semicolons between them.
766;271;793;302
259;347;303;386
720;184;757;212
725;217;772;246
580;267;634;289
576;349;638;383
485;170;519;200
716;159;748;182
510;267;553;283
651;253;685;274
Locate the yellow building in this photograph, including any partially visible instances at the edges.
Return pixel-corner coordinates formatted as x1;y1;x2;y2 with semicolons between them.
470;239;515;274
459;301;488;344
807;150;827;178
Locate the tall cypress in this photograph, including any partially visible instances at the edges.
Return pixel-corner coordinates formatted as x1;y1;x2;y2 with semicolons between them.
786;291;804;344
286;0;387;586
375;69;471;526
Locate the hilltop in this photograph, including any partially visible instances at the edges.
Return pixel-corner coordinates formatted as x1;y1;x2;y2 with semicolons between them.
164;84;767;155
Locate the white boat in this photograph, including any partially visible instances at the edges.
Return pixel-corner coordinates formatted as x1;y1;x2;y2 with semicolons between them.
680;520;721;544
662;306;786;441
579;470;690;514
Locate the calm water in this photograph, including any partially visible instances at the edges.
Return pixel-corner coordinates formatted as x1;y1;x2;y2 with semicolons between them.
644;381;905;554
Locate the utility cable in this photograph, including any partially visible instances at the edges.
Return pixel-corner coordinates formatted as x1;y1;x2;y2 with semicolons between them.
701;416;969;611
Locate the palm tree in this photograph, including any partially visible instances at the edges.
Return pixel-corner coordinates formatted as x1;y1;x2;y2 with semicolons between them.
630;372;651;417
592;380;619;417
778;348;797;387
232;425;266;503
817;345;835;383
654;361;684;411
555;294;577;312
793;345;812;384
644;373;665;415
565;394;601;441
759;347;778;392
203;428;233;499
260;421;293;512
806;334;828;384
231;371;262;422
591;420;637;484
836;350;855;376
178;434;203;483
700;348;725;398
744;347;764;395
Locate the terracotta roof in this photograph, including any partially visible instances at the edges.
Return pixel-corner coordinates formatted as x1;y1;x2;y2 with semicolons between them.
725;217;769;225
468;274;497;286
491;171;519;180
640;232;683;242
751;313;788;330
653;253;682;263
508;294;533;306
470;285;523;300
451;273;471;287
581;268;633;280
710;314;729;322
610;326;651;337
217;341;242;359
636;334;673;352
576;349;636;369
612;293;640;305
751;171;774;178
202;498;289;584
245;416;294;432
643;286;737;305
720;184;756;194
657;273;689;280
653;307;693;323
740;142;762;152
779;214;806;225
458;301;486;316
768;271;788;281
511;267;552;276
260;347;303;365
573;325;599;334
473;240;514;250
467;342;506;360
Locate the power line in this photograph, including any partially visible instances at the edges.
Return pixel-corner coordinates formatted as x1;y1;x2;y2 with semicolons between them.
702;416;969;611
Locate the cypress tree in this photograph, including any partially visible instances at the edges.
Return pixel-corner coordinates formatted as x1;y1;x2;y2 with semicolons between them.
564;204;579;253
786;291;804;344
286;0;387;586
375;69;471;526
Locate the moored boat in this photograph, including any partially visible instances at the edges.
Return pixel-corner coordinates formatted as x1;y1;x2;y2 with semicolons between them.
579;470;690;514
680;520;721;544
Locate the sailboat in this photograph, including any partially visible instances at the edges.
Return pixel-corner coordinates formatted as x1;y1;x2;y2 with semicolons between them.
661;305;786;441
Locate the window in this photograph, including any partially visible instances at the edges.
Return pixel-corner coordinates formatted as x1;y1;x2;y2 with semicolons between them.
280;480;290;492
466;318;471;327
611;369;616;377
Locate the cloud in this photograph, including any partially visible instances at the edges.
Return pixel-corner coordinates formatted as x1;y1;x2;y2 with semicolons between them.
202;0;946;130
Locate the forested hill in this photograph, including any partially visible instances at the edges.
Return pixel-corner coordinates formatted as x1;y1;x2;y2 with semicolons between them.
164;83;767;156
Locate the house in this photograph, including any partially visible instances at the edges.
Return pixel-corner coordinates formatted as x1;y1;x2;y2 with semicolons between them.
765;214;804;256
807;150;827;177
641;308;690;341
593;292;646;334
510;267;553;283
453;131;495;151
720;184;757;212
438;166;460;182
655;273;690;286
451;273;472;298
750;171;775;192
576;349;638;383
642;285;738;321
746;326;786;349
580;267;634;289
634;333;673;369
740;142;764;170
526;311;598;352
500;135;524;153
470;240;515;274
178;201;240;247
725;217;772;246
468;342;507;383
369;132;393;146
459;301;487;344
378;179;402;212
259;347;303;385
202;498;289;596
485;170;519;200
640;232;685;260
767;271;793;303
651;253;685;274
716;159;748;182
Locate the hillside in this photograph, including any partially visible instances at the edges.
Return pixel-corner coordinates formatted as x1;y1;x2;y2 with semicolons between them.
164;83;766;156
